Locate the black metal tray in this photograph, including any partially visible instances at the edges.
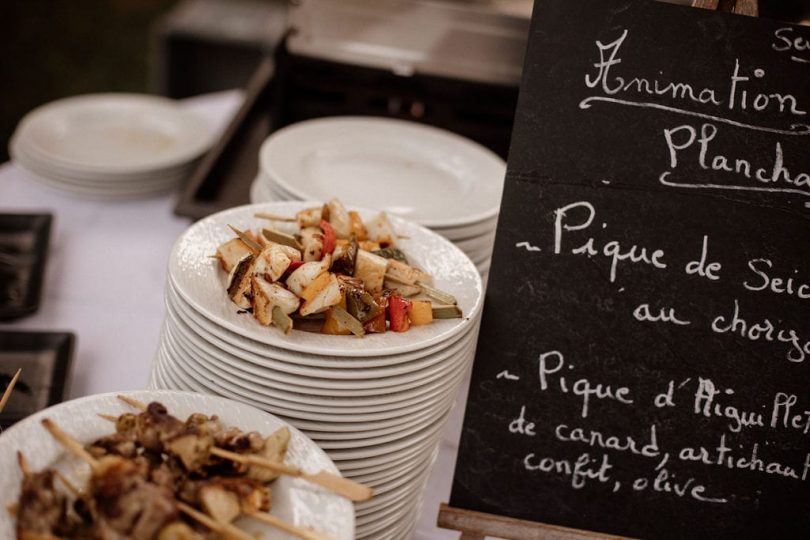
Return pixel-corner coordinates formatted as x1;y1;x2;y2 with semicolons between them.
0;330;74;429
0;213;52;320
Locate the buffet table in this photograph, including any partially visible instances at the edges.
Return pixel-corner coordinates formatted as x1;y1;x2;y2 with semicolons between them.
0;90;465;540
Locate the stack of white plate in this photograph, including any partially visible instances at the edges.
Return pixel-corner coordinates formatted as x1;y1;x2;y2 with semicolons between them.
249;117;504;278
9;94;212;198
149;201;484;539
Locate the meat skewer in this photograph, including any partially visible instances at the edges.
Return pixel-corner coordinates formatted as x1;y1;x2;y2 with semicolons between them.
52;397;340;540
40;416;337;540
116;395;373;502
0;368;22;413
15;442;79;540
40;418;254;540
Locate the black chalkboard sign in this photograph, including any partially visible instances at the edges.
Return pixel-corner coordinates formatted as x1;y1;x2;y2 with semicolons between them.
449;1;810;538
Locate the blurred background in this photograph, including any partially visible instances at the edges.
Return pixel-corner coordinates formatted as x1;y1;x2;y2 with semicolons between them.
0;0;808;163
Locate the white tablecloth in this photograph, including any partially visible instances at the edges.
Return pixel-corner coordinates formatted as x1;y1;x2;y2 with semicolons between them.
0;90;464;540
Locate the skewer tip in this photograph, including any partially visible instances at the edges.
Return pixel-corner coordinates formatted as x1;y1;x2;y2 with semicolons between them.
116;394;147;411
0;368;22;413
16;451;30;476
41;418;99;470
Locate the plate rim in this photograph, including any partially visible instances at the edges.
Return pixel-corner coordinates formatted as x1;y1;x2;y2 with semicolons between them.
13;93;213;173
259;116;505;228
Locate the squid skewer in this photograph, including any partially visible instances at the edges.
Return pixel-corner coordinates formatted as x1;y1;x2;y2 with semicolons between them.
116;395;373;502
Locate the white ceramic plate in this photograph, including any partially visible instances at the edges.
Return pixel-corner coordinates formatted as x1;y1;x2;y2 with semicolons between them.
152;349;466;437
161;342;467;424
14;154;189;191
163;323;469;415
454;231;496;255
250;174;275;203
16;164;180;199
167;317;474;408
0;390;354;540
11;135;196;182
353;463;434;515
165;314;476;394
356;489;423;529
169;201;483;357
429;214;499;241
259;117;505;228
333;435;443;478
13;94;213;173
151;348;469;436
11;142;189;198
350;449;430;485
167;280;479;373
169;320;475;409
164;336;466;421
260;170;500;244
166;290;478;382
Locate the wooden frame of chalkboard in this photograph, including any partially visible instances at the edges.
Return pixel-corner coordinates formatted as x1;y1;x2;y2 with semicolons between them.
436;0;810;539
437;503;627;540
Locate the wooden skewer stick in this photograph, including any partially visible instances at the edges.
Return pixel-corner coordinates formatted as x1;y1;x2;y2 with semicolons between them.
97;413;118;422
17;451;31;476
6;502;18;518
14;530;63;540
54;470;82;498
177;502;255;540
255;212;296;222
212;446;372;502
20;449;82;501
116;394;146;410
247;510;334;540
116;395;374;502
0;368;22;413
228;224;264;253
41;419;99;471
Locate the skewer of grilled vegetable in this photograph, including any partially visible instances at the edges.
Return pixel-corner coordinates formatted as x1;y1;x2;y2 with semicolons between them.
216;198;465;336
0;368;22;413
116;395;373;503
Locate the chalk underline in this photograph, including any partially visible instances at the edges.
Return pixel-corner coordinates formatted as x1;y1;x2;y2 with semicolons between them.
578;96;810;136
659;171;810;204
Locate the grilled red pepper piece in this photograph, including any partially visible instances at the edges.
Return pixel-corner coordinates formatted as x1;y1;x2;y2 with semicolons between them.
320;219;336;255
387;295;412;332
